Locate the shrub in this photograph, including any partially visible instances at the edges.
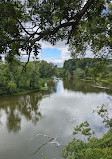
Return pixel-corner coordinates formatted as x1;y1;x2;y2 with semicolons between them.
61;106;112;159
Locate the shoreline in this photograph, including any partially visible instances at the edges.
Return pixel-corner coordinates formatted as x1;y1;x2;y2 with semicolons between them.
0;86;48;97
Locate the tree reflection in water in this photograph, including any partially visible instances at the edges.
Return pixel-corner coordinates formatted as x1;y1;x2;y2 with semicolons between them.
0;82;56;133
63;79;112;95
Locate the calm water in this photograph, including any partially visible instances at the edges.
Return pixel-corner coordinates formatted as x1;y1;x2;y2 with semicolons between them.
0;79;112;159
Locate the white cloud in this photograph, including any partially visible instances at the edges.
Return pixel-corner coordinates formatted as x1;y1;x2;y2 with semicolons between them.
39;41;94;67
20;41;71;67
39;41;71;67
20;40;94;67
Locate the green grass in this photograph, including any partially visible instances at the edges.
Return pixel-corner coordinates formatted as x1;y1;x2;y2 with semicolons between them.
13;89;40;96
40;86;48;90
13;86;48;96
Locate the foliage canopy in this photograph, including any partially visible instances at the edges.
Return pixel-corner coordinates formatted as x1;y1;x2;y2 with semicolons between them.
0;59;57;95
0;0;112;62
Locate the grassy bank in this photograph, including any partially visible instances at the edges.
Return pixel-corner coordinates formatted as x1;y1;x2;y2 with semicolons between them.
13;87;48;96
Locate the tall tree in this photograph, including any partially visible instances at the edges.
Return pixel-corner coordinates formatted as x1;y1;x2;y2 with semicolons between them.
0;0;112;63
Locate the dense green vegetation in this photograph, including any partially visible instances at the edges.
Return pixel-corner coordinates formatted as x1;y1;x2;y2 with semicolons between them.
58;58;112;88
0;1;112;158
0;0;112;63
56;58;112;159
62;127;112;159
61;105;112;159
0;59;57;95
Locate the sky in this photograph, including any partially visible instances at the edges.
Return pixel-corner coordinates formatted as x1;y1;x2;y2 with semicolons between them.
2;1;108;67
21;41;71;67
39;41;94;67
20;40;94;67
39;41;71;67
9;1;109;67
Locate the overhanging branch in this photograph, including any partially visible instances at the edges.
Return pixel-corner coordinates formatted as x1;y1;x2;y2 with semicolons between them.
31;0;96;43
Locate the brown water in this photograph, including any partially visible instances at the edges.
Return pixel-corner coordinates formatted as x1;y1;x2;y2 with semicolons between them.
0;79;112;159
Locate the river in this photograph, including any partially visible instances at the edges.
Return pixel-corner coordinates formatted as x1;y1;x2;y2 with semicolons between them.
0;79;112;159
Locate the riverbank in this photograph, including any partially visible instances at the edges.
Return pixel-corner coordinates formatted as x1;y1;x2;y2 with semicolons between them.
14;87;48;96
0;77;53;96
79;77;112;90
0;60;57;96
0;87;48;97
90;78;112;90
0;79;111;159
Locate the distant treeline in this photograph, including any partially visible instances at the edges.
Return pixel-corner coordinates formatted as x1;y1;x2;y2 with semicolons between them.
57;58;112;86
0;59;57;95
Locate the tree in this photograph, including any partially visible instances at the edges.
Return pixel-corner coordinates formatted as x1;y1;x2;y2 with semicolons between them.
0;0;112;64
39;60;56;78
8;80;17;94
19;61;40;89
73;68;86;79
89;62;107;79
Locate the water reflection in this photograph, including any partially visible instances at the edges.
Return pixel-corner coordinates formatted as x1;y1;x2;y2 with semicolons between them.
63;79;112;95
0;79;111;134
0;82;56;133
0;79;111;159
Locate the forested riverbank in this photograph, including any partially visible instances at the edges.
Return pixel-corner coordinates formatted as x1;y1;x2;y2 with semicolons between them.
57;58;112;89
1;57;112;96
0;59;111;158
56;59;112;159
0;59;57;95
0;78;112;159
0;0;112;158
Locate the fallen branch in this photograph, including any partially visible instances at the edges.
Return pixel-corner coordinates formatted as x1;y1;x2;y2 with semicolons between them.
32;137;54;155
31;133;60;155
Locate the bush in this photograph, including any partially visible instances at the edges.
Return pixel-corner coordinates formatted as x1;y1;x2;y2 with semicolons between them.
61;106;112;159
62;127;112;159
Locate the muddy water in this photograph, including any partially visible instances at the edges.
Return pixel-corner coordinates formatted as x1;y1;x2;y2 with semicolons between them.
0;79;112;159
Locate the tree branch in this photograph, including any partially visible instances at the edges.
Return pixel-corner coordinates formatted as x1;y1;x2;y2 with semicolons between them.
22;47;32;72
32;0;96;43
16;19;31;36
1;0;95;46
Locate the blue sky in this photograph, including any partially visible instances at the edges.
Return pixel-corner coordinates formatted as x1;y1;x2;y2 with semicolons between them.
21;41;93;67
38;41;71;67
39;9;109;66
21;41;70;67
41;48;61;59
39;41;93;67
